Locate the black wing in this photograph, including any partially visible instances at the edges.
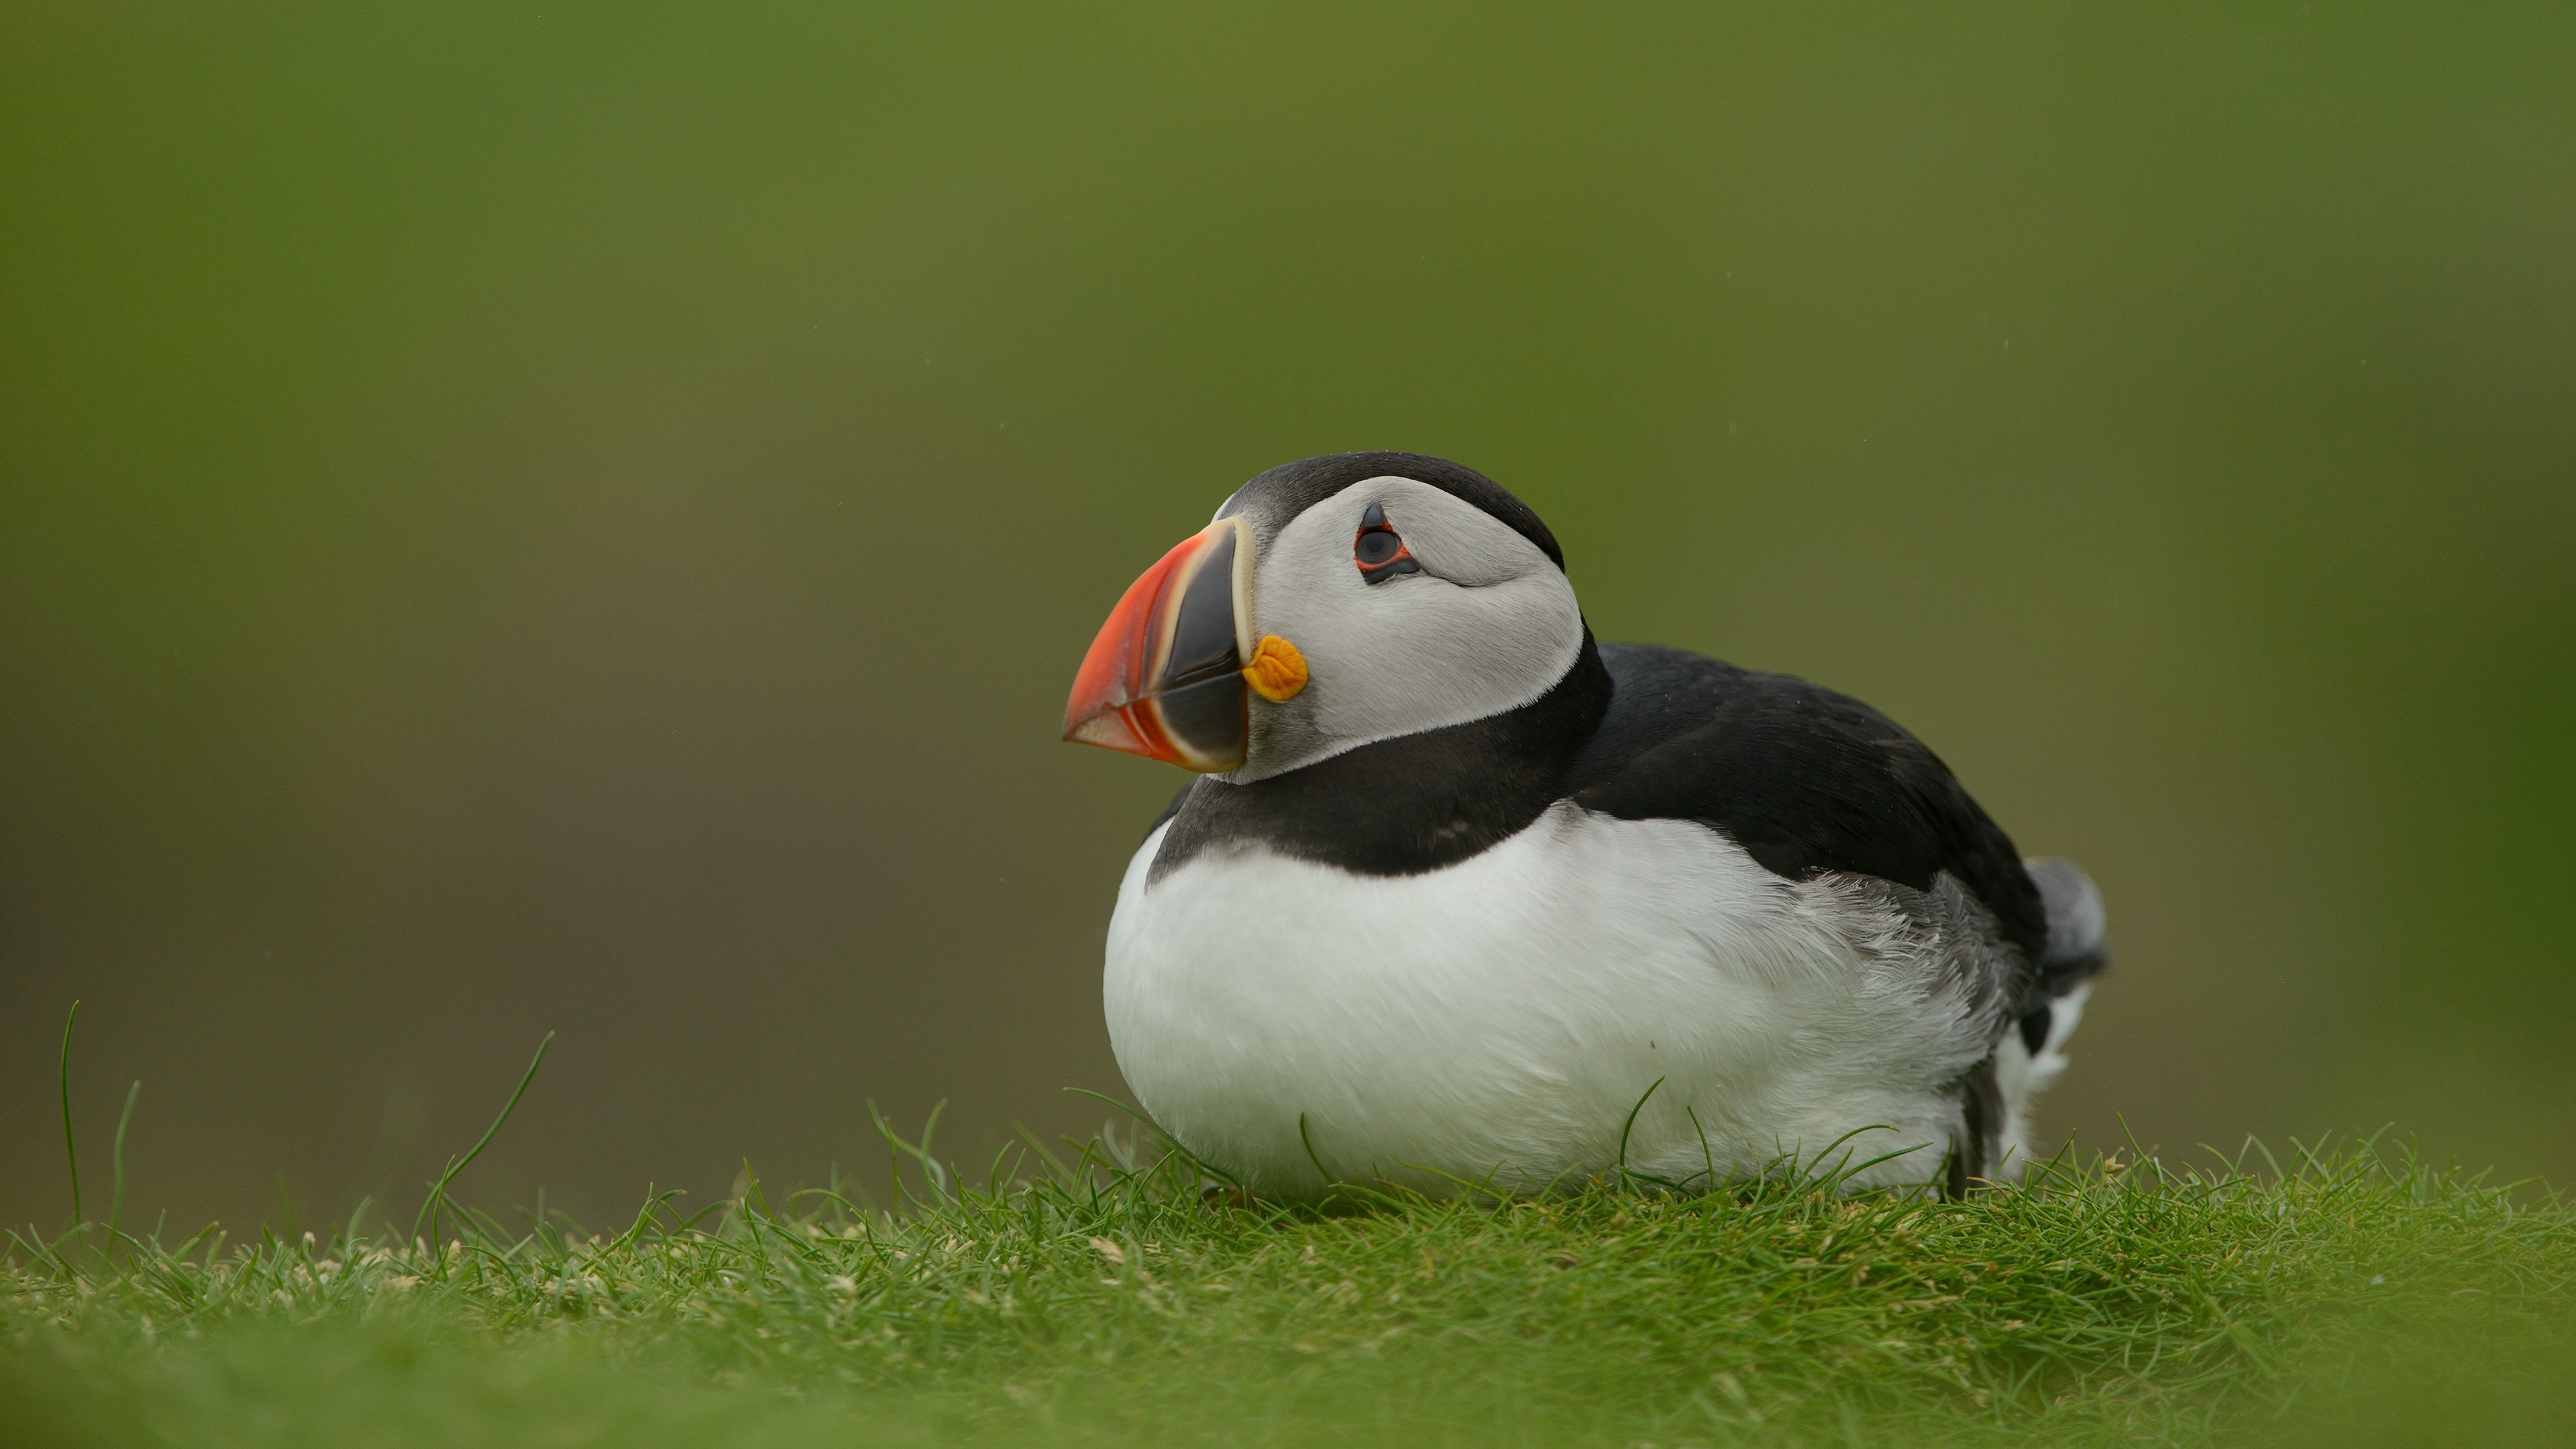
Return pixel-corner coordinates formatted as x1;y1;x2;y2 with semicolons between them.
1568;644;2049;966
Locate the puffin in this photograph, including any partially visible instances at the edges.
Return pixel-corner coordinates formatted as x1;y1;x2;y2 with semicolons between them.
1061;452;2108;1198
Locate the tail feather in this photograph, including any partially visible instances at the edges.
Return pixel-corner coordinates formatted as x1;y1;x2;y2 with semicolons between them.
2027;856;2107;981
1982;856;2110;1184
2015;856;2109;1055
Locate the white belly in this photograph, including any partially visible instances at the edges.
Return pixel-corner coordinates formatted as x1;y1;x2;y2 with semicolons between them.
1103;802;1998;1197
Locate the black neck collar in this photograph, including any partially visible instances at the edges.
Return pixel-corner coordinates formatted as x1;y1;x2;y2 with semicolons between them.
1152;634;1614;879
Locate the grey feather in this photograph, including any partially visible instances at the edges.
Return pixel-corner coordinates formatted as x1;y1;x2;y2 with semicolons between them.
2023;855;2108;987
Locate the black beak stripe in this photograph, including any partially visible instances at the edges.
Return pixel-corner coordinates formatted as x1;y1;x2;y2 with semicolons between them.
1149;523;1249;762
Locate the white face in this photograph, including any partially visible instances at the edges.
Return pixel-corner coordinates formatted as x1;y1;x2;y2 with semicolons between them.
1222;475;1584;783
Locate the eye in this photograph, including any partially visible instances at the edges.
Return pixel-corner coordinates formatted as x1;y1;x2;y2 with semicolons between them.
1352;502;1421;585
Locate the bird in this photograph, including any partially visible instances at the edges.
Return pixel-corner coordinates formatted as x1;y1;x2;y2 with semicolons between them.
1061;451;2108;1199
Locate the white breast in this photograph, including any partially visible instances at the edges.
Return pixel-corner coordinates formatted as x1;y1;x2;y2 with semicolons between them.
1103;803;2006;1197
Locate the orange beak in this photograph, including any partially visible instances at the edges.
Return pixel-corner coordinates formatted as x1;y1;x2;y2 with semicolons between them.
1062;517;1256;772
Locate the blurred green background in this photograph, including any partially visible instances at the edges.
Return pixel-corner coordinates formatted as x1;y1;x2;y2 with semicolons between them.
3;1;2569;1235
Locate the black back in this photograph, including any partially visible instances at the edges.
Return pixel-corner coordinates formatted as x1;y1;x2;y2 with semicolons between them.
1150;641;2048;967
1569;645;2047;963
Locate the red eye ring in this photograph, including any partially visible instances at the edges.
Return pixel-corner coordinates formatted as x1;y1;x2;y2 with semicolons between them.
1354;501;1420;584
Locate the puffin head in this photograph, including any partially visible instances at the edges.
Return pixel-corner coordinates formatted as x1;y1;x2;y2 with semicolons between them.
1063;452;1583;782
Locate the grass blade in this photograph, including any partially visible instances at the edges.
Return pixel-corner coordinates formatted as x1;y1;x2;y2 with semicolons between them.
410;1032;555;1248
109;1079;141;1264
59;1000;83;1242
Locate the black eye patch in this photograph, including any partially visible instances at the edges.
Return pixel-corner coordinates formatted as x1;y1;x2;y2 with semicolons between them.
1354;502;1421;584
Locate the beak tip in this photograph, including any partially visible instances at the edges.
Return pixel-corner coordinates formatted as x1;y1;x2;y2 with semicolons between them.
1063;704;1150;756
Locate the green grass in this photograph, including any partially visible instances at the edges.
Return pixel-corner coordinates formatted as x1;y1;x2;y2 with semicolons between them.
9;1104;2576;1449
8;1021;2575;1447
